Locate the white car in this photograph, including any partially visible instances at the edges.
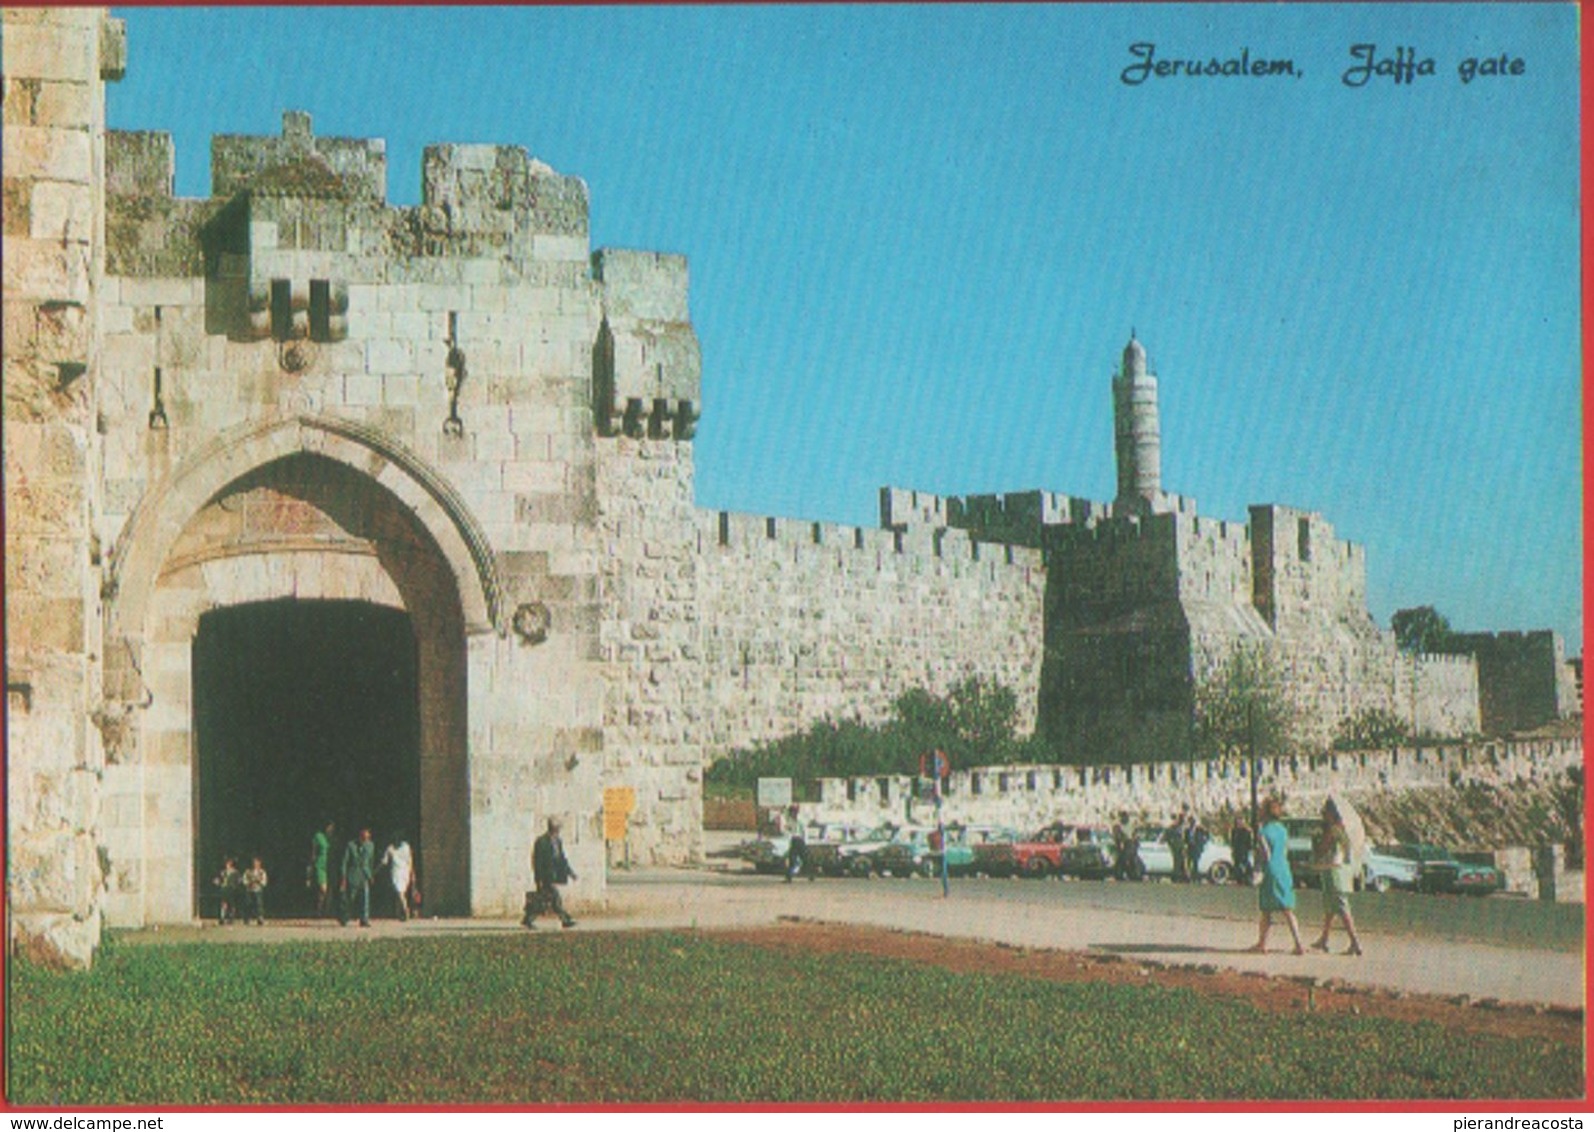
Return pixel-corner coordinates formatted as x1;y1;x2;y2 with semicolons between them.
1134;827;1235;883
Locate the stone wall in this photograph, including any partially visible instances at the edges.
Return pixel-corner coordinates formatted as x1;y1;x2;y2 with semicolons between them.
696;509;1046;754
3;8;123;968
1448;631;1578;735
595;434;705;864
808;737;1583;850
1397;652;1482;738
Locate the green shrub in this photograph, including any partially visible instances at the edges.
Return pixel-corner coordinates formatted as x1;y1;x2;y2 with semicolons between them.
704;678;1064;788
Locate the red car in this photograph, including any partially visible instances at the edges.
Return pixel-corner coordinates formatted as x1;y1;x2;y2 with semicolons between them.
980;823;1084;879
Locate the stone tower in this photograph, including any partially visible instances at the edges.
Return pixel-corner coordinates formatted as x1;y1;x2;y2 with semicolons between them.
3;8;125;968
1112;333;1162;513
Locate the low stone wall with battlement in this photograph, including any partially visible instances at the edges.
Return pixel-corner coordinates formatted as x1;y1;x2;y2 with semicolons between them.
806;737;1582;846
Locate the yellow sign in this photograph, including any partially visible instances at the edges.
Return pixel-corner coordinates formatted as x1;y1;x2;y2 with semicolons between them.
603;786;636;842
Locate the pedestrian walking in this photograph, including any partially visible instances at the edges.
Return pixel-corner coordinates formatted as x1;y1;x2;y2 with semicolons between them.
382;832;416;921
308;820;335;917
521;817;577;929
340;827;376;927
784;804;811;883
1248;797;1304;954
1309;799;1365;956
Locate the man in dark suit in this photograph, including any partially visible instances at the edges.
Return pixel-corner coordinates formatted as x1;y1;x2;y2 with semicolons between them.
523;817;577;930
340;827;376;927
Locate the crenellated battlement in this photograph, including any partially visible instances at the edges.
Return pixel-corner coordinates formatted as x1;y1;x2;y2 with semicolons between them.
698;507;1043;574
212;110;386;202
105;112;592;296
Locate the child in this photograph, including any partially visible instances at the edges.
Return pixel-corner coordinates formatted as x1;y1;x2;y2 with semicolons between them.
213;857;242;925
241;856;269;926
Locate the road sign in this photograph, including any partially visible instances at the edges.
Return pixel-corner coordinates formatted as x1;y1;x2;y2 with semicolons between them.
919;750;951;779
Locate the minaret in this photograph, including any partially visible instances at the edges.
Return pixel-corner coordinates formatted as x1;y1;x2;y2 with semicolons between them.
1112;332;1162;511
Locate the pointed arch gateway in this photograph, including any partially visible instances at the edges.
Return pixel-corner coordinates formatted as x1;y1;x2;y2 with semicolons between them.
100;415;501;925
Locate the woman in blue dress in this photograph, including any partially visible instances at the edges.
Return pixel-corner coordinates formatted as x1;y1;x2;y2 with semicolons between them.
1247;796;1304;955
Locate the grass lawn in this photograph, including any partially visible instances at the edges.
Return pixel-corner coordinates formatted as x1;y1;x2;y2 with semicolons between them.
7;931;1582;1104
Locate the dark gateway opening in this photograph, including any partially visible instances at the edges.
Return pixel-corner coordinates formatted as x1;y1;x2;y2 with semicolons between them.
193;600;420;919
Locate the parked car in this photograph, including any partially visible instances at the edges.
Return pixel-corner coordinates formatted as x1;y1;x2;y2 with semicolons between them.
871;827;938;878
739;832;796;875
1058;825;1118;879
1361;843;1503;896
1449;852;1506;897
832;824;934;878
1371;843;1463;894
799;822;873;876
1361;844;1419;893
1009;823;1074;878
1135;826;1234;883
921;824;1019;878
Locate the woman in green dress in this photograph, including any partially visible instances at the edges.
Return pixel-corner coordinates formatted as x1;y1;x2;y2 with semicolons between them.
1248;796;1304;955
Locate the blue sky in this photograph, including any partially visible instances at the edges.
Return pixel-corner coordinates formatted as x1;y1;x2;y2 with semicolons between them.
107;5;1582;651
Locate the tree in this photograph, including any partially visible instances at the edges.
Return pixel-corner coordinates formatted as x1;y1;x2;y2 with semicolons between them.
1392;605;1455;654
1190;645;1294;760
1333;707;1410;750
945;677;1019;758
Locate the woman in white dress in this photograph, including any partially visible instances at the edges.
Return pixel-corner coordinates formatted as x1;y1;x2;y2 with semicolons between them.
382;833;415;921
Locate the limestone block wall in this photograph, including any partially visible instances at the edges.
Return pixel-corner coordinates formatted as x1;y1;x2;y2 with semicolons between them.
1250;504;1369;631
1449;631;1578;734
695;510;1046;755
3;8;123;968
809;737;1584;847
595;436;705;864
1398;652;1482;737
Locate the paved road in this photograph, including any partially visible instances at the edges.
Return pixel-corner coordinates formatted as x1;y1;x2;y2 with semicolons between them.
128;865;1585;1011
599;868;1584;1009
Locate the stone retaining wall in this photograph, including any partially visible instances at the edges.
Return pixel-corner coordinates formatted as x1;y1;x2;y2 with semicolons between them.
805;737;1582;848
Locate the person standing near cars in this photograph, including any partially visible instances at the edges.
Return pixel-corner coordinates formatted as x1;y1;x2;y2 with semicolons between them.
1309;799;1364;956
1111;814;1144;881
1186;815;1209;881
1167;810;1189;882
1248;797;1305;955
1229;817;1255;884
